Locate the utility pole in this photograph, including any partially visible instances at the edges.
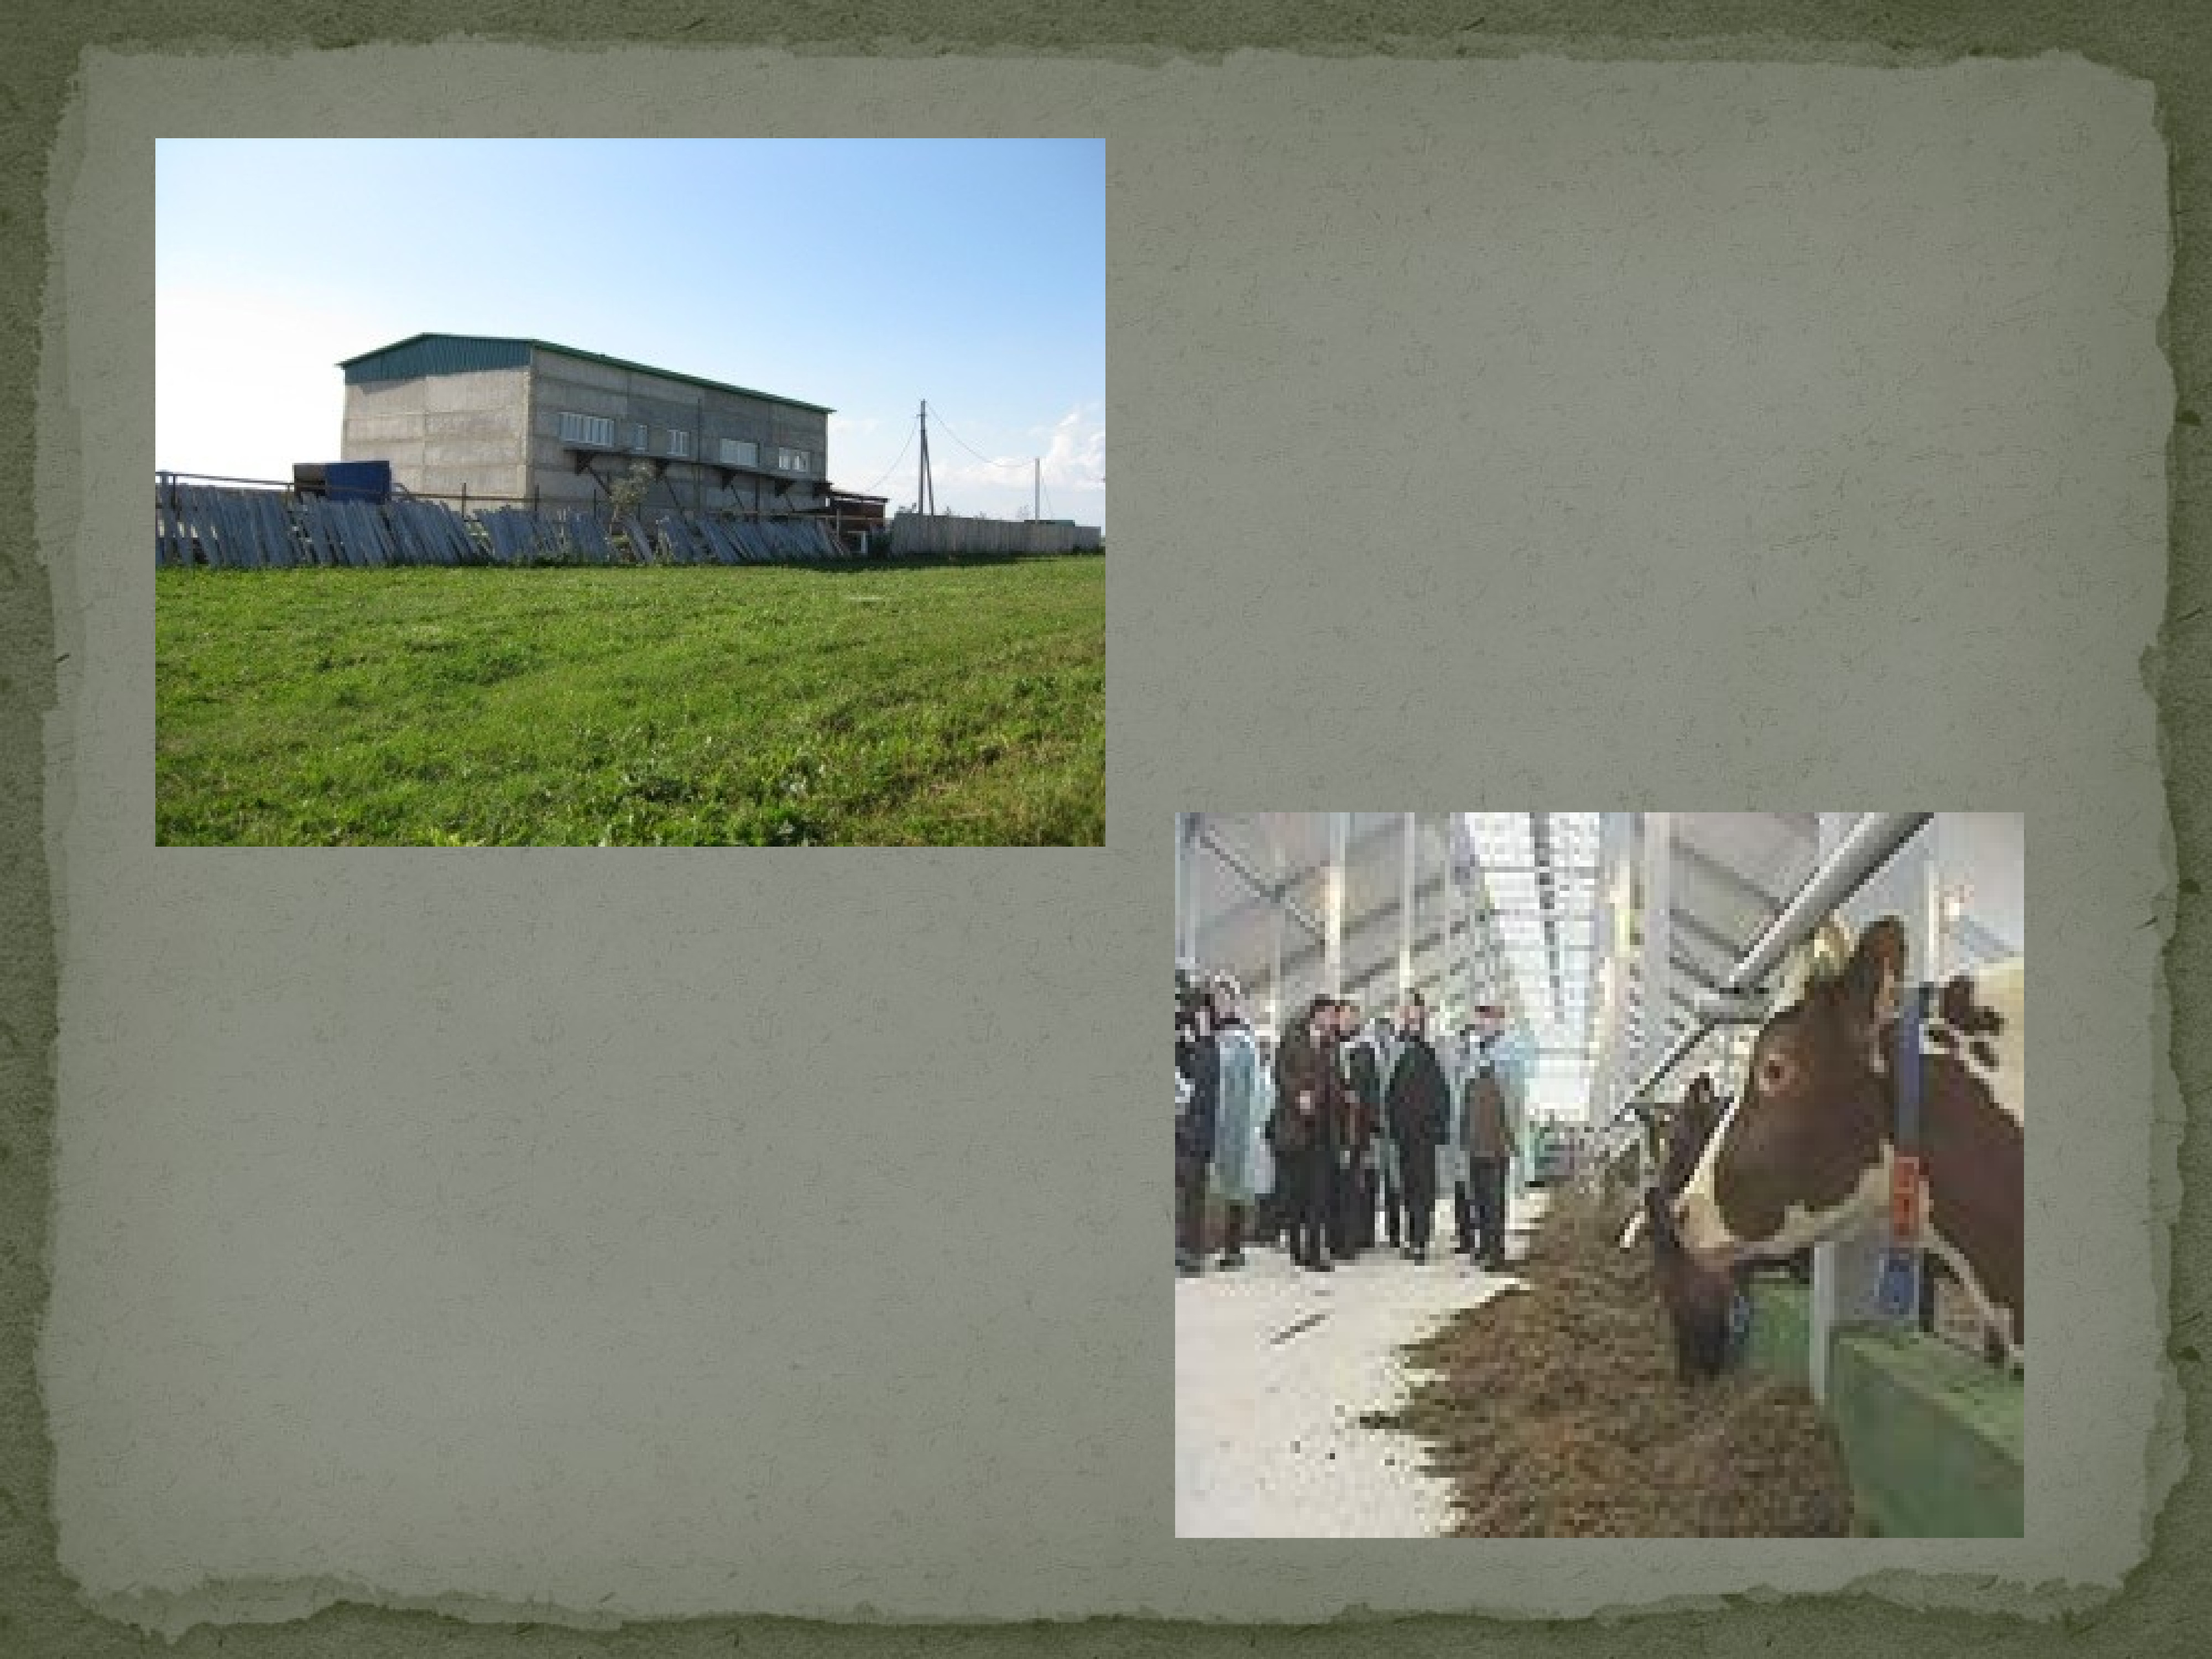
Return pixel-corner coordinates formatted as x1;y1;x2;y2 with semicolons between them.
1034;456;1041;521
917;400;936;517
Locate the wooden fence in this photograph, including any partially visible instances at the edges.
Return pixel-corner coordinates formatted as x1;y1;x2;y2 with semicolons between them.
155;481;854;570
886;513;1104;557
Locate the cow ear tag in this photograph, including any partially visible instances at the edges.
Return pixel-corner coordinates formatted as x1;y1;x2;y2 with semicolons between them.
1887;1153;1924;1238
1876;1243;1921;1318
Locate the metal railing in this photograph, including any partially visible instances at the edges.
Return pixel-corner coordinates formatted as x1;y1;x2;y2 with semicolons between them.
1589;812;1934;1162
1194;819;1327;942
155;469;851;526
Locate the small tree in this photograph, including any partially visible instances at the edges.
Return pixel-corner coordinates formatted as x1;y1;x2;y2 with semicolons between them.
608;460;658;563
609;458;658;517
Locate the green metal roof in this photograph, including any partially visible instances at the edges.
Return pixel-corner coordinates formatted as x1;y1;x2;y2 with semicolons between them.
337;332;834;414
339;335;531;384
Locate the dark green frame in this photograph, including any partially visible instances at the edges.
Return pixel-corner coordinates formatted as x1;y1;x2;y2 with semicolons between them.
6;3;2206;1655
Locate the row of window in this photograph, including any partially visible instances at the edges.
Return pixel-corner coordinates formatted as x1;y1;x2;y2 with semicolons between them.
557;410;811;473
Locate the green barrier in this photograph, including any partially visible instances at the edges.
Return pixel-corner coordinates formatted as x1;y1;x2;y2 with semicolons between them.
1745;1277;1813;1389
1826;1324;2023;1536
1744;1280;2023;1536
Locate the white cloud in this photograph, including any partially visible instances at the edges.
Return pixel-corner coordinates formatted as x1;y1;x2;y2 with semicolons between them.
931;404;1104;508
1036;403;1105;492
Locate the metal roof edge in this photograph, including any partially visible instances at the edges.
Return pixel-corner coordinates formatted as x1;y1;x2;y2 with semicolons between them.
335;332;535;368
336;333;834;415
523;339;834;415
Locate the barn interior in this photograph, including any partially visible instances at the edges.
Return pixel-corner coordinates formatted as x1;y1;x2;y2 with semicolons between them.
1173;811;2024;1538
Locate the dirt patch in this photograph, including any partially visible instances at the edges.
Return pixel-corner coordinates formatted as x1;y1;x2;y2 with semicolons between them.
1364;1183;1857;1536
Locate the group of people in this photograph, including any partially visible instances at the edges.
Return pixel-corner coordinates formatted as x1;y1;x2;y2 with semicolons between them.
1174;968;1531;1279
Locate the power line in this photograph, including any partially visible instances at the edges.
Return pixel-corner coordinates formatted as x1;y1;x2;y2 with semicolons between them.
853;414;917;496
927;409;1034;473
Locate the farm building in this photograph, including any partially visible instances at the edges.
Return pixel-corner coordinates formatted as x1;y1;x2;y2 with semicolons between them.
337;333;834;515
1175;812;2025;1538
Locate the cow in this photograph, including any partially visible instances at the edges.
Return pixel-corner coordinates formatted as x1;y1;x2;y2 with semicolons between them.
1629;1073;1750;1381
1661;1073;1726;1194
1672;914;2024;1368
1613;1076;1724;1251
1646;1182;1741;1381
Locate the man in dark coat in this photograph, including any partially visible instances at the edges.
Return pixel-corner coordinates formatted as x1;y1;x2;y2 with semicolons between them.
1272;995;1344;1272
1337;999;1382;1254
1384;990;1451;1263
1174;986;1220;1276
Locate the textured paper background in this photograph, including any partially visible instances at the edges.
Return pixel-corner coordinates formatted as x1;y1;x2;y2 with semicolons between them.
4;11;2206;1659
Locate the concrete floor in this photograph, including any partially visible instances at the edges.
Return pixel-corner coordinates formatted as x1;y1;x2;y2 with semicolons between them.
1174;1189;1547;1538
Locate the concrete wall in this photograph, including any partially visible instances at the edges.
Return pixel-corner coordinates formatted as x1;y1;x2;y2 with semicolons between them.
340;368;531;503
338;353;833;515
525;349;831;515
888;513;1105;556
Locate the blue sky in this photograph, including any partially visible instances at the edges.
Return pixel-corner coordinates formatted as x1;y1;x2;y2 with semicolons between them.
156;139;1104;526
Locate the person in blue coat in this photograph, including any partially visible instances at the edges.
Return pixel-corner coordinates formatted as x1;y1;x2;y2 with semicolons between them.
1208;977;1265;1269
1484;1009;1535;1203
1370;1014;1403;1248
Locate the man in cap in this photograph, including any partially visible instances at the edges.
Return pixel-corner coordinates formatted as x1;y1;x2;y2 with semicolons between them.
1461;1003;1526;1272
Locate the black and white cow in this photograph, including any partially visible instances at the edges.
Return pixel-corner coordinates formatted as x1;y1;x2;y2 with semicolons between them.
1672;915;2024;1365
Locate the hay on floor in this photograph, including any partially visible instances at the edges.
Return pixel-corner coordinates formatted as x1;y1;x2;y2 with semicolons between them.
1364;1183;1858;1536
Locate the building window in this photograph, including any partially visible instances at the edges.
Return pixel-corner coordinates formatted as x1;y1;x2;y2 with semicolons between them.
665;429;693;460
777;446;810;473
560;411;615;448
718;437;759;468
627;422;649;452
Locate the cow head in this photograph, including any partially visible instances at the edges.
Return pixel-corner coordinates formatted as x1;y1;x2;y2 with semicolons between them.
1672;915;1908;1268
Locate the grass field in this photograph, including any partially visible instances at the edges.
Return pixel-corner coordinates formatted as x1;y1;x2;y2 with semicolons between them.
156;557;1104;846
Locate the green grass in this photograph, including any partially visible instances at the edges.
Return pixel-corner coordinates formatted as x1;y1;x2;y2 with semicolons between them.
156;557;1104;846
